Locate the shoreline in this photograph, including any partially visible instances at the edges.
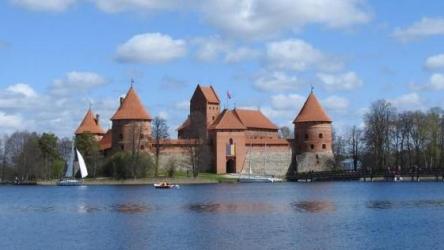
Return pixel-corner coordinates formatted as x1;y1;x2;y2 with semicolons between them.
36;174;238;186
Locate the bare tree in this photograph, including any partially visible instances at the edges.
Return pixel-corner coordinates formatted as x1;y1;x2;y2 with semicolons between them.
278;126;293;139
364;100;395;172
151;116;170;177
186;112;211;177
348;125;363;171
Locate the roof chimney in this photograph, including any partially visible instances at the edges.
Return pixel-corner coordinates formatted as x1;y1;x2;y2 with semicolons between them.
95;114;100;125
120;96;124;106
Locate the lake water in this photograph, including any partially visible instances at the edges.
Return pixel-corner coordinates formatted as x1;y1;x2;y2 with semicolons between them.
1;182;444;250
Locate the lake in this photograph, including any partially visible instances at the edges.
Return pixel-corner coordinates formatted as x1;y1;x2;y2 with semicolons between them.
1;182;444;250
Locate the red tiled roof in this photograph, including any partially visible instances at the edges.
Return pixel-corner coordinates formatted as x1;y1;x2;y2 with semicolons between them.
75;109;105;135
99;129;112;151
209;109;246;130
233;109;278;130
293;92;332;123
198;85;220;104
177;116;191;131
111;87;152;121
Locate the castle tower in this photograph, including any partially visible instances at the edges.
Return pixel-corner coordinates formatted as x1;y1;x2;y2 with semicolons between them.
178;84;220;139
75;108;105;141
110;85;152;152
293;91;334;172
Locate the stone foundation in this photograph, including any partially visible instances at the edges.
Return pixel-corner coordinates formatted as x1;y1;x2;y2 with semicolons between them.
296;151;335;173
240;146;292;177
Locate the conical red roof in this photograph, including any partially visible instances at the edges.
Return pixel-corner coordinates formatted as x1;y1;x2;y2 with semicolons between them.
75;109;105;135
111;87;152;121
293;92;332;123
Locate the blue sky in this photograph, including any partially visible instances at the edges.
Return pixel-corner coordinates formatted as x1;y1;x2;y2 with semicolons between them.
1;0;444;138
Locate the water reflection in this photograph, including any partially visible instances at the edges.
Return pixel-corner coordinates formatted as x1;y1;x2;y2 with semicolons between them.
188;202;275;213
367;200;444;209
17;205;56;213
292;201;336;213
76;204;101;213
111;203;150;214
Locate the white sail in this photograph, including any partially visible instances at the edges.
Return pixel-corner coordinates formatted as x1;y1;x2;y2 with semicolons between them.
76;149;88;178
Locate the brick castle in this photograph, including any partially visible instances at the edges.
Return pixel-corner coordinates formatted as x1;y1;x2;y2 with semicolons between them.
75;84;334;176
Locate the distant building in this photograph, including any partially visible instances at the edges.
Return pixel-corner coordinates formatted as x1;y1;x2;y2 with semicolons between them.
74;83;335;176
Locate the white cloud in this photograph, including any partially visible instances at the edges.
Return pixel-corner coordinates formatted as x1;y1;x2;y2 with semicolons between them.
116;33;186;64
192;36;258;63
7;83;37;97
51;71;106;96
317;71;363;90
254;71;303;92
224;47;259;63
158;111;169;120
175;101;189;110
266;39;343;72
10;0;76;12
193;36;229;62
393;17;444;42
199;0;370;38
92;0;179;12
322;95;349;112
411;73;444;91
425;53;444;71
270;93;306;110
429;73;444;90
389;92;424;111
0;112;23;130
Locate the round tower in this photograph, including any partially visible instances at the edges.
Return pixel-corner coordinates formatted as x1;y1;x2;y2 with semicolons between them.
110;85;152;152
293;91;334;172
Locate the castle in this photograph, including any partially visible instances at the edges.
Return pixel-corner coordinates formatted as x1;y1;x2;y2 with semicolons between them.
75;84;335;176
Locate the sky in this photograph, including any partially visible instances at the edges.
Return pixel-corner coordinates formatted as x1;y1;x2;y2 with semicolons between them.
1;0;444;138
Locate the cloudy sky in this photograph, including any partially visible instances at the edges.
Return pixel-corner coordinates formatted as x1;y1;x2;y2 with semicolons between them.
1;0;444;137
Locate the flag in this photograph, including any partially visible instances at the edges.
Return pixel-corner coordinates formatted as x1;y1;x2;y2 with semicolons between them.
227;90;232;99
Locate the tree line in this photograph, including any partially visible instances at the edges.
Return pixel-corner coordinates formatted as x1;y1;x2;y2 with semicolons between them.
333;100;444;173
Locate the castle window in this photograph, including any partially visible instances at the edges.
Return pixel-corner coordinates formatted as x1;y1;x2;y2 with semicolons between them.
119;134;123;140
316;154;319;159
322;144;326;149
141;145;145;150
120;145;124;150
140;134;144;139
229;138;233;144
305;134;309;139
212;116;215;121
319;133;323;138
310;144;314;150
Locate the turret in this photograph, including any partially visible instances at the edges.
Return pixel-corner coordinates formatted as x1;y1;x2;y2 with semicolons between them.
293;91;334;172
110;84;152;152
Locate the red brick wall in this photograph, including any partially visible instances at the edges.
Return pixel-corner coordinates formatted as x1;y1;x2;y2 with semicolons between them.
212;130;246;174
294;122;332;154
111;120;151;152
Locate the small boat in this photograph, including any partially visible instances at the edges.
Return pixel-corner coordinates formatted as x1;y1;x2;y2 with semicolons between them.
58;142;88;186
154;182;179;189
394;175;403;182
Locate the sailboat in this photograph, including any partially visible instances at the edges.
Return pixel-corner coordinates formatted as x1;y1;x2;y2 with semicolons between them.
57;143;88;186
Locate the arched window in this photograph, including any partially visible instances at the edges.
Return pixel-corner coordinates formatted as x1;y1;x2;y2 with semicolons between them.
141;145;145;150
229;138;233;144
310;144;314;150
322;144;326;149
319;133;323;138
